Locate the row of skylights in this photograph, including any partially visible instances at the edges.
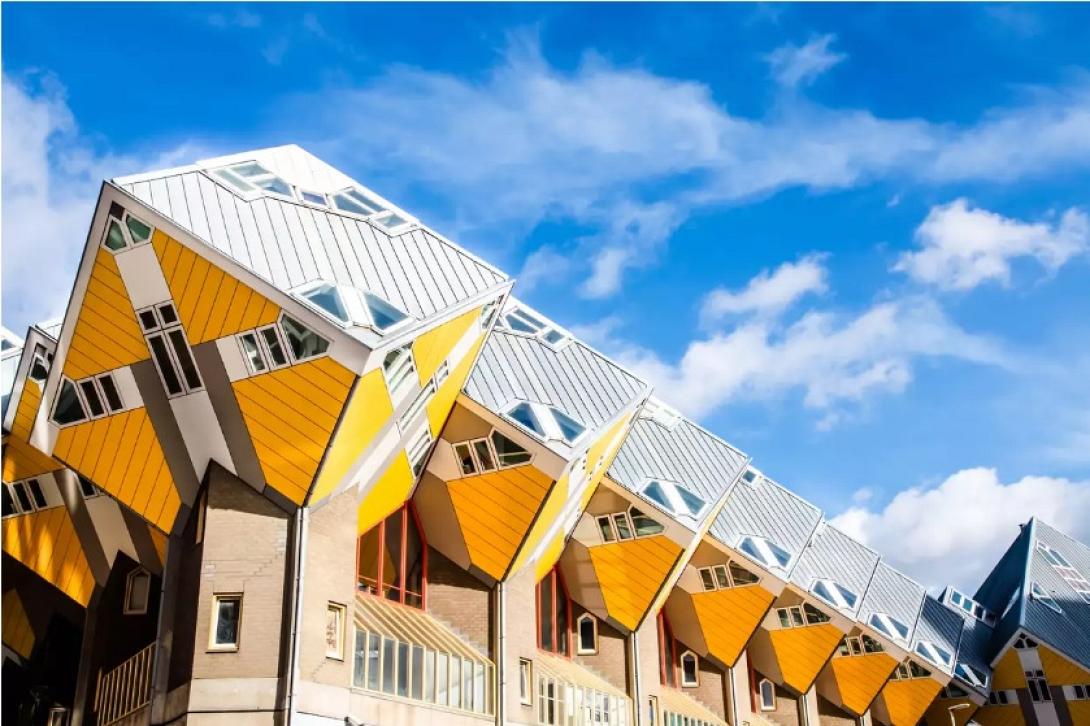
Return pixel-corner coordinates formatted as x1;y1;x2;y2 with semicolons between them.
1038;540;1090;603
868;612;910;643
504;401;585;445
640;398;682;431
641;479;706;521
810;578;859;612
295;282;411;334
212;161;413;233
956;662;989;689
497;305;570;348
737;534;792;572
945;588;998;626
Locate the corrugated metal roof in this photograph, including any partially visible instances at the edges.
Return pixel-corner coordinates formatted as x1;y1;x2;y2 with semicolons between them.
857;562;926;644
911;596;964;675
463;326;648;447
790;523;880;617
115;146;507;323
951;613;993;693
1022;519;1090;670
710;473;822;572
607;404;749;526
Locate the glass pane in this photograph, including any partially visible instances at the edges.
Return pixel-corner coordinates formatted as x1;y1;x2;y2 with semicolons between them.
397;641;410;696
139;309;159;331
260;327;288;366
381;638;396;693
508;402;545;436
454;443;476;475
52;380;88;424
714;566;730;589
158;303;179;325
98;375;124;411
804;604;829;624
435;652;448;705
167;330;203;390
597;517;616;542
630;508;664;536
403;508;425;607
675;484;706;516
353;629;365;688
505;312;539;333
612;513;632;540
556;581;569;657
365;293;408;330
424;649;435;702
642;481;673;512
12;484;32;512
126;571;149;611
300;190;326;205
539;579;554;650
240;333;266;372
549;407;585;442
214;597;240;645
254;176;292;196
104;219;127;251
491;431;531;466
302;284;350;323
367;633;380;690
126;215;152;243
700;569;716;591
580;616;596;651
729;562;759;585
333;192;373;215
778;610;791;628
384;507;404;601
281;315;329;360
78;380;105;417
463;659;474;711
449;656;461;709
2;488;15;517
791;608;805;627
473;440;496;471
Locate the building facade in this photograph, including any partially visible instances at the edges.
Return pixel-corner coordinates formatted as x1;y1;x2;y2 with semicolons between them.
2;146;1088;726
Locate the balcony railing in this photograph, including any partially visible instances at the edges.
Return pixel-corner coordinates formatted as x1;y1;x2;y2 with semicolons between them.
94;643;155;726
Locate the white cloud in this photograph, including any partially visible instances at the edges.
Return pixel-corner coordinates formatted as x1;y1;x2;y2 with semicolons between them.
1;73;204;335
831;467;1090;591
604;295;1008;420
701;253;828;323
895;199;1089;291
289;36;1090;295
765;34;847;88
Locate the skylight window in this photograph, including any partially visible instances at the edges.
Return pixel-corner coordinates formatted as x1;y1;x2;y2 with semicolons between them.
869;612;910;642
503;401;585;444
498;305;571;348
640;479;707;520
811;579;858;611
946;588;997;625
914;640;953;669
955;662;988;689
295;283;410;333
1030;582;1064;615
300;284;351;324
737;535;792;571
364;293;409;330
332;188;387;216
214;161;293;198
1037;541;1073;568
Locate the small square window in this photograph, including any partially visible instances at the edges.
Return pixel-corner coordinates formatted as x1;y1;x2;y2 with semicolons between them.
124;568;151;615
519;658;533;706
326;602;346;660
209;594;242;651
577;613;598;655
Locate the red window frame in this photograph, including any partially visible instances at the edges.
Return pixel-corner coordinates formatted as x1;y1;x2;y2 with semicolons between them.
356;502;428;609
536;565;573;657
657;611;680;687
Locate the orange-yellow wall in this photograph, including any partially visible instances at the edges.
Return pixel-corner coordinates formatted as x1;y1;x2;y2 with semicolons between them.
3;436;62;483
357;452;414;536
767;622;843;692
412;306;481;385
923;698;978;726
11;378;43;441
692;584;774;667
2;507;95;606
992;648;1027;690
973;705;1025;726
1039;643;1090;685
828;650;898;715
877;676;943;726
588;534;681;630
53;408;179;531
1;590;35;659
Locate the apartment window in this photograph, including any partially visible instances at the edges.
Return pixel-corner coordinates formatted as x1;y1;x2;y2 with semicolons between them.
519;658;533;705
1;487;15;517
576;613;598;655
56;372;125;423
595;507;664;543
1026;670;1052;703
383;344;417;406
680;651;699;687
405;421;434;477
776;603;829;629
942;683;969;699
505;401;585;444
236;324;291;375
837;635;884;657
869;612;910;642
737;534;792;571
1070;684;1090;700
280;314;329;362
453;430;533;476
5;478;49;516
357;502;426;608
892;659;932;681
28;344;51;382
138;303;203;396
1037;541;1090;603
209;594;242;651
698;561;760;591
537;566;571;656
101;208;153;253
641;479;707;519
326;602;346;660
758;678;776;711
811;579;858;611
214;161;293;198
124;569;151;615
955;662;988;689
78;476;99;499
1014;633;1038;649
1030;582;1064;614
989;690;1011;705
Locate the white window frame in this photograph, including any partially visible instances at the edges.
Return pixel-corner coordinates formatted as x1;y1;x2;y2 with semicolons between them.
124;568;151;615
503;400;586;445
679;650;699;687
212;161;295;201
914;640;953;669
208;593;243;652
236;324;291;375
697;561;760;592
5;479;47;517
71;373;125;420
101;209;154;253
640;478;707;520
758;678;776;711
1014;633;1038;650
326;601;347;660
406;421;434;477
576;613;598;655
810;578;858;612
399;379;436;433
499;305;572;350
1025;669;1052;703
519;658;533;706
329;187;416;234
1030;582;1064;614
868;612;910;643
736;534;792;572
138;302;204;397
452;430;534;477
28;343;51;383
595;507;664;544
384;344;418;408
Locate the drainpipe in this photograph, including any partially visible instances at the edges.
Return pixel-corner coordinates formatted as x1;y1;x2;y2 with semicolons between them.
495;581;506;726
285;507;309;723
727;664;740;726
629;630;642;725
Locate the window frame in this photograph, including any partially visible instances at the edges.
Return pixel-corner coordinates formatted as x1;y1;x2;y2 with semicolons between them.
519;658;533;706
1030;582;1064;614
595;506;664;544
1025;669;1052;703
208;593;243;652
101;209;155;254
123;568;151;615
868;612;910;643
640;478;707;520
212;161;295;201
810;578;858;612
736;534;792;572
356;501;428;609
576;613;598;655
503;400;586;445
383;343;418;407
697;560;760;592
138;302;204;397
758;678;776;711
679;650;699;688
326;601;347;661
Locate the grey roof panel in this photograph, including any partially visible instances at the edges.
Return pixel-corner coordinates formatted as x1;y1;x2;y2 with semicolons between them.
951;613;994;693
911;596;964;675
858;562;926;644
608;406;749;522
710;474;822;571
790;524;880;617
1022;520;1090;670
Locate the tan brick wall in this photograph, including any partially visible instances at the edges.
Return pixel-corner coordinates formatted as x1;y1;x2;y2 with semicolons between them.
817;694;856;725
504;566;541;725
572;604;628;692
426;547;492;655
190;467;290;682
684;656;728;720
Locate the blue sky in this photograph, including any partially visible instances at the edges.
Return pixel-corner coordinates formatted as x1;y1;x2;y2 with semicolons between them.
3;3;1090;589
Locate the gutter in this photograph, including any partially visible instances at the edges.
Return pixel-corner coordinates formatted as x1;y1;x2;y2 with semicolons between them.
495;581;506;726
286;507;309;723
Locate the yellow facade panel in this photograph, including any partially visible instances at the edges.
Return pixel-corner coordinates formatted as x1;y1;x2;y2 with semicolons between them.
1067;701;1090;725
357;452;415;535
972;705;1025;726
2;507;94;606
692;584;775;667
11;378;43;440
427;333;486;437
589;535;681;630
923;698;978;726
830;651;898;715
448;464;554;580
310;368;389;504
52;408;179;530
768;622;843;693
878;677;943;726
2;436;63;483
992;648;1027;690
2;590;36;659
1039;644;1090;685
412;307;482;384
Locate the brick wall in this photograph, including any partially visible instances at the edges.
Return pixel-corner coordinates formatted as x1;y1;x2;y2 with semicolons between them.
426;546;493;655
817;694;856;726
572;604;628;692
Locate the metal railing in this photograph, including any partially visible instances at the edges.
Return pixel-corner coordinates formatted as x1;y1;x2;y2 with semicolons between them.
94;643;155;726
